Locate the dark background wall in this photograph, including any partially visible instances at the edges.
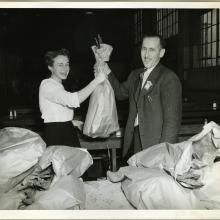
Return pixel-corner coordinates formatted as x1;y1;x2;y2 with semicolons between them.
180;9;220;107
0;8;136;116
1;8;220;119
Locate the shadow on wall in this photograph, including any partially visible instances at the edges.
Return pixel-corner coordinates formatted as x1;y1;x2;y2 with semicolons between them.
184;67;220;106
8;78;40;108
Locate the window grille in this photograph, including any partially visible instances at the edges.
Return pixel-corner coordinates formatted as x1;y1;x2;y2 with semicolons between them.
134;10;143;45
156;9;178;39
199;9;220;67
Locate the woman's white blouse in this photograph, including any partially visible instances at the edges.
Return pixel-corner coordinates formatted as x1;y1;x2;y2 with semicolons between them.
39;78;80;123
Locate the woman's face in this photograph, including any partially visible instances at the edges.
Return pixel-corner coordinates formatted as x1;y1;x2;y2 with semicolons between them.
49;55;70;82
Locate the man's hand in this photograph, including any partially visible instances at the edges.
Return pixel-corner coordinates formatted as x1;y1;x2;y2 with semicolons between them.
92;43;113;62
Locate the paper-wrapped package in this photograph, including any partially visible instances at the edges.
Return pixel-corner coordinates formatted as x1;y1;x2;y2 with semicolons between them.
83;43;119;138
116;121;220;209
0;127;92;210
0;127;46;193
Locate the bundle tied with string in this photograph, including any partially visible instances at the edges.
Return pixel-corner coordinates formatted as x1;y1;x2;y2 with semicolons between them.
83;43;119;138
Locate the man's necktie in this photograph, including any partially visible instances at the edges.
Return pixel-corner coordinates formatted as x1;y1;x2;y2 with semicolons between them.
136;72;144;102
140;72;144;88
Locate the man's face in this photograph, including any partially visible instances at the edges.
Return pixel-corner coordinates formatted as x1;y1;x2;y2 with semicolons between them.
141;37;165;69
49;55;70;82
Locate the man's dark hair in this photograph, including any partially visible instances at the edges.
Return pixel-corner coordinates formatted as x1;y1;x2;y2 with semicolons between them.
142;33;166;49
44;48;70;67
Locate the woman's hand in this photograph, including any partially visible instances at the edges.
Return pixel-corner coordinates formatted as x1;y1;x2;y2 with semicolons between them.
94;61;111;77
95;72;106;84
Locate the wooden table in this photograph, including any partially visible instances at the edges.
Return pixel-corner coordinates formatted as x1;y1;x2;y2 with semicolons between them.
79;136;122;172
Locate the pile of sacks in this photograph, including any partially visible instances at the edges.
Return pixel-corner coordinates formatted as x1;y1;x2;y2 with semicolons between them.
108;121;220;209
0;127;93;210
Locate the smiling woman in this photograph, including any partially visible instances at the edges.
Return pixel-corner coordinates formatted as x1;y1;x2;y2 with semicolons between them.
39;48;107;147
48;52;70;82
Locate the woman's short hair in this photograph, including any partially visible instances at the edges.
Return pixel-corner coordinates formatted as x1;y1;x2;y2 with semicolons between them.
44;48;70;67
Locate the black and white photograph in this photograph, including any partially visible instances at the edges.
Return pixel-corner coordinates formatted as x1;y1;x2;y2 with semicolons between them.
0;1;220;219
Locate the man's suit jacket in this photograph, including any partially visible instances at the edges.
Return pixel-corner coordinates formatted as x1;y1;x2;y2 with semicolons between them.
108;63;182;157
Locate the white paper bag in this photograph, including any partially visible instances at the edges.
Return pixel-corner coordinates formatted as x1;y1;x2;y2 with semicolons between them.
83;80;119;138
83;43;119;138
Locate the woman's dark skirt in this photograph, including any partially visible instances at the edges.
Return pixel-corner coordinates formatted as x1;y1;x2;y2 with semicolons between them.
43;121;81;147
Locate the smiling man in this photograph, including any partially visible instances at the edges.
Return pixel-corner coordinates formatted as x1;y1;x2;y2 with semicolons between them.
105;34;182;159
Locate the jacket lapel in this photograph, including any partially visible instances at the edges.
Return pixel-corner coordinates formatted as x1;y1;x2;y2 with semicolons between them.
134;68;145;103
140;63;162;97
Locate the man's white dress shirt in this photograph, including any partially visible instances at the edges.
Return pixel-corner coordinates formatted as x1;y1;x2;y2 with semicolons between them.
134;66;154;127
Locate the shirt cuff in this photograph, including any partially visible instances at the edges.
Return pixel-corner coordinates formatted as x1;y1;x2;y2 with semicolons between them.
104;62;111;75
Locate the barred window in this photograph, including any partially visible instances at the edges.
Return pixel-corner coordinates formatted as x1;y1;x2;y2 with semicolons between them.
156;9;178;39
199;9;220;67
134;10;143;45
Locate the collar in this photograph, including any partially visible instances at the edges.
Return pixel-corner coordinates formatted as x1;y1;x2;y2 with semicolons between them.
140;61;159;79
144;61;159;73
50;77;62;84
